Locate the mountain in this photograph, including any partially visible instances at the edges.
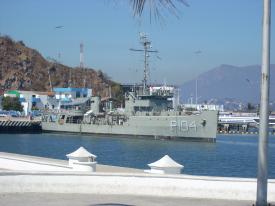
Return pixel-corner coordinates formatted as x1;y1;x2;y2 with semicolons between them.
180;64;275;104
0;35;120;97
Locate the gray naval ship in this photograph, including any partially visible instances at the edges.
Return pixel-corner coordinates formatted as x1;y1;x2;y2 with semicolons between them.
42;34;218;141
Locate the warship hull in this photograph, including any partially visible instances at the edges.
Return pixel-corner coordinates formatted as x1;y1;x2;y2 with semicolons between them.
42;111;218;142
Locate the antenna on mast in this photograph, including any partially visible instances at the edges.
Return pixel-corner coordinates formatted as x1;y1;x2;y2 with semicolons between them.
130;33;158;94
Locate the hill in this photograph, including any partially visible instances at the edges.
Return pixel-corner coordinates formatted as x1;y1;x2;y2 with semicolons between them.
0;35;120;97
180;64;275;104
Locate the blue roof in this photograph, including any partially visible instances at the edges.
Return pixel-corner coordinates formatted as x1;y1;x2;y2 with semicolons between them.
53;88;88;93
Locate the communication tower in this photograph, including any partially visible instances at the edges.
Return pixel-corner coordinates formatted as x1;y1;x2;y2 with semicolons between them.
80;42;86;88
80;42;84;68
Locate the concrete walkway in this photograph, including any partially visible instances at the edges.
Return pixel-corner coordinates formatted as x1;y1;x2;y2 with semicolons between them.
0;193;255;206
0;152;143;173
1;152;274;204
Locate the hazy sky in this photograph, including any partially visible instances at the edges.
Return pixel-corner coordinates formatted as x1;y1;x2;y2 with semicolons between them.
0;0;274;85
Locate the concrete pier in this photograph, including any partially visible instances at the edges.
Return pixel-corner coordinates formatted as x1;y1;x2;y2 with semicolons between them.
0;117;41;132
0;152;142;173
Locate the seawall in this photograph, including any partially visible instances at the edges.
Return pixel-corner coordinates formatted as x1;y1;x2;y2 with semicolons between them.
0;152;275;202
0;117;41;132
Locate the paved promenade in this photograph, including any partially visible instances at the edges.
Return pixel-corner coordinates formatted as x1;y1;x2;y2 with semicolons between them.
0;193;254;206
0;152;142;173
0;152;274;205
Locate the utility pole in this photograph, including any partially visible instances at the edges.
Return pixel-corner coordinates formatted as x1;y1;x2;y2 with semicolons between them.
48;67;53;92
256;0;271;205
195;79;198;105
80;42;84;68
69;68;72;88
46;57;58;92
80;42;86;88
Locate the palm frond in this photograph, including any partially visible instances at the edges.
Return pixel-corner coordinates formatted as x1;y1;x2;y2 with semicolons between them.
130;0;189;17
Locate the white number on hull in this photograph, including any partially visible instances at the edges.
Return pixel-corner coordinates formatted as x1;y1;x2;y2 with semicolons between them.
189;121;197;131
180;121;188;131
170;120;197;132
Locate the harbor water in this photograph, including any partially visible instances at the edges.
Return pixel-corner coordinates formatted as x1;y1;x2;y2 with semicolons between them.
0;133;274;178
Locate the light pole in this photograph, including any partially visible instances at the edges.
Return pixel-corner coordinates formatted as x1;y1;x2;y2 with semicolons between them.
256;0;271;205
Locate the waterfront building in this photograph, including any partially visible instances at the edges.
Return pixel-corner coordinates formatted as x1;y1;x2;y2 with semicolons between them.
53;87;92;110
183;103;224;112
2;88;93;115
4;90;52;115
53;88;92;101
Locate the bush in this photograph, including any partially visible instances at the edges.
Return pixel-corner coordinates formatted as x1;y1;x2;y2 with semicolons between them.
2;96;23;112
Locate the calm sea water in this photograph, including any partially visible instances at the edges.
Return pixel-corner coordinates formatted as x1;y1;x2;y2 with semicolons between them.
0;133;274;178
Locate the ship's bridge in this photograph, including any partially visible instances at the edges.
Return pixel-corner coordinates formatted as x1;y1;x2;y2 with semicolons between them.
125;91;173;114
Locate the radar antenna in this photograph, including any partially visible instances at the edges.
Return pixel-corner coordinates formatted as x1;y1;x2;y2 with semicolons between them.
130;33;158;94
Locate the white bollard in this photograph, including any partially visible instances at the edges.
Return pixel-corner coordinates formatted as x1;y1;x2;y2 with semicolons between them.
145;155;183;175
66;147;97;172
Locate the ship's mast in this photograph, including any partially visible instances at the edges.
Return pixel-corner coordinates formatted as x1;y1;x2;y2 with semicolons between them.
130;33;158;94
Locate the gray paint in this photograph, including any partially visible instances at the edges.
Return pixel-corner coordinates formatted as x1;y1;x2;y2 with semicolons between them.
42;87;218;141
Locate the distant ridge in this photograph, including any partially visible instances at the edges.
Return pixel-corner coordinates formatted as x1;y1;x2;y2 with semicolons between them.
0;35;120;97
180;64;275;104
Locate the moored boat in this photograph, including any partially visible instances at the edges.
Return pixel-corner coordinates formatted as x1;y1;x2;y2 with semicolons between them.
42;34;218;141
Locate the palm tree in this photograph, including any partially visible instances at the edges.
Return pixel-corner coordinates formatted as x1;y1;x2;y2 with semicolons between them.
130;0;189;19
